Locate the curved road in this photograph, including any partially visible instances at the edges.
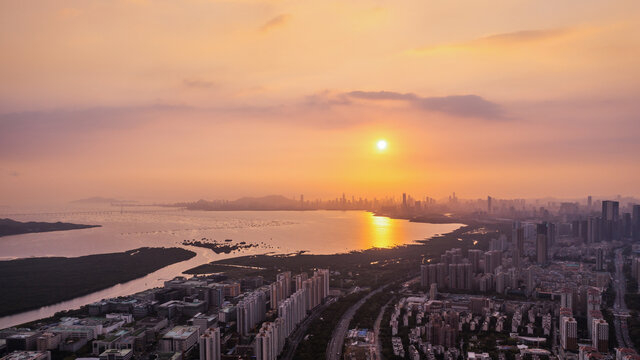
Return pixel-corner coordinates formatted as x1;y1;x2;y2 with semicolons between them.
373;298;394;360
326;285;390;360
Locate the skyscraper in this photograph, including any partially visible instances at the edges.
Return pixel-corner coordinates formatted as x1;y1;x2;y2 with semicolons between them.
536;224;548;264
601;200;620;241
199;327;221;360
560;317;577;351
633;205;640;241
468;249;482;273
429;283;438;300
596;248;604;271
591;319;609;352
512;222;524;269
588;217;601;243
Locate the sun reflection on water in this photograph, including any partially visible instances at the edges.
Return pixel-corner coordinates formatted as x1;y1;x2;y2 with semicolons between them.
366;213;406;249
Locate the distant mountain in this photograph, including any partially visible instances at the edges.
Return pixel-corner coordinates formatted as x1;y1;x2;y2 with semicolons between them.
186;195;301;211
71;197;136;204
0;218;101;237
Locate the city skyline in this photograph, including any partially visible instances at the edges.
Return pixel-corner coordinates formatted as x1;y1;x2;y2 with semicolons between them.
2;1;640;205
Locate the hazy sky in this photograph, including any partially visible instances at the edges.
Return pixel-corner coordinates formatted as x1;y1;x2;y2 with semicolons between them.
1;0;640;205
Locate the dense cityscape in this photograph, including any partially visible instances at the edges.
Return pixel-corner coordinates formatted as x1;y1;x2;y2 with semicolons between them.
2;1;640;360
1;195;640;360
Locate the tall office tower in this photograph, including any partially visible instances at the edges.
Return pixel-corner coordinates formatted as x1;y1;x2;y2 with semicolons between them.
270;282;282;310
236;301;247;336
545;222;557;249
633;205;640;241
527;266;537;295
560;317;578;351
591;319;609;352
437;263;448;289
579;220;589;243
560;289;573;309
601;200;620;241
622;212;632;238
402;193;407;207
495;272;506;294
420;264;429;287
588;217;601;243
199;327;221;360
429;283;438;300
302;279;314;312
276;272;292;299
206;285;224;308
428;264;438;287
448;263;457;289
468;249;483;273
314;269;330;300
255;321;284;360
487;196;492;213
440;253;450;266
596;248;604;271
278;289;306;338
485;250;503;274
421;264;438;287
294;273;308;292
536;224;549;264
464;263;473;290
456;263;466;289
588;195;592;211
512;223;524;269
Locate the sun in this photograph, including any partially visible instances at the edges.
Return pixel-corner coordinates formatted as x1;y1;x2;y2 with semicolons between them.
377;139;387;151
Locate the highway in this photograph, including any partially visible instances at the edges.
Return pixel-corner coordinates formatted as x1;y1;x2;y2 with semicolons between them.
326;285;390;360
612;248;636;351
372;298;394;360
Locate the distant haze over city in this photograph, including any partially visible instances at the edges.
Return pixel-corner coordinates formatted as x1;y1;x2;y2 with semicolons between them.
1;1;640;206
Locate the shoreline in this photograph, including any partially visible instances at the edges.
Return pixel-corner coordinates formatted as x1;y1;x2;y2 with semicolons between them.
0;218;101;238
0;215;492;329
0;247;196;319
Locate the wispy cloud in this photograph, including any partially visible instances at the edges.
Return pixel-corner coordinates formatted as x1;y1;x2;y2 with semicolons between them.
345;91;504;120
183;79;215;89
409;27;574;55
259;14;291;32
475;28;571;45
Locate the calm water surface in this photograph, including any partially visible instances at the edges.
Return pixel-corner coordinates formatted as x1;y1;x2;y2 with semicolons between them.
0;207;462;328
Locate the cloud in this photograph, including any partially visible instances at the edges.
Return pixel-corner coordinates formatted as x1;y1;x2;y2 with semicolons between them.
259;14;291;32
475;28;571;44
410;27;573;54
345;91;504;120
183;79;215;89
7;171;19;177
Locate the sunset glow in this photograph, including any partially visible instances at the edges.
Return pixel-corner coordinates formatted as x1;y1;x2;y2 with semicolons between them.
0;1;639;205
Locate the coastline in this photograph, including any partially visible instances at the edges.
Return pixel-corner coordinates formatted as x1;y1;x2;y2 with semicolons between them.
0;218;101;237
0;247;196;318
0;213;501;329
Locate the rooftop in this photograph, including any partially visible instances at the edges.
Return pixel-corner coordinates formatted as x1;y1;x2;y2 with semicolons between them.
1;351;49;360
163;326;199;340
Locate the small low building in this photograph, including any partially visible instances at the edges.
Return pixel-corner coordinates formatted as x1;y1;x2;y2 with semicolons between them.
98;349;132;360
0;351;50;360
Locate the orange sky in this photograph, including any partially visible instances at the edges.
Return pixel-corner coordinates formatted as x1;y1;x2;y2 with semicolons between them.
1;0;640;205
